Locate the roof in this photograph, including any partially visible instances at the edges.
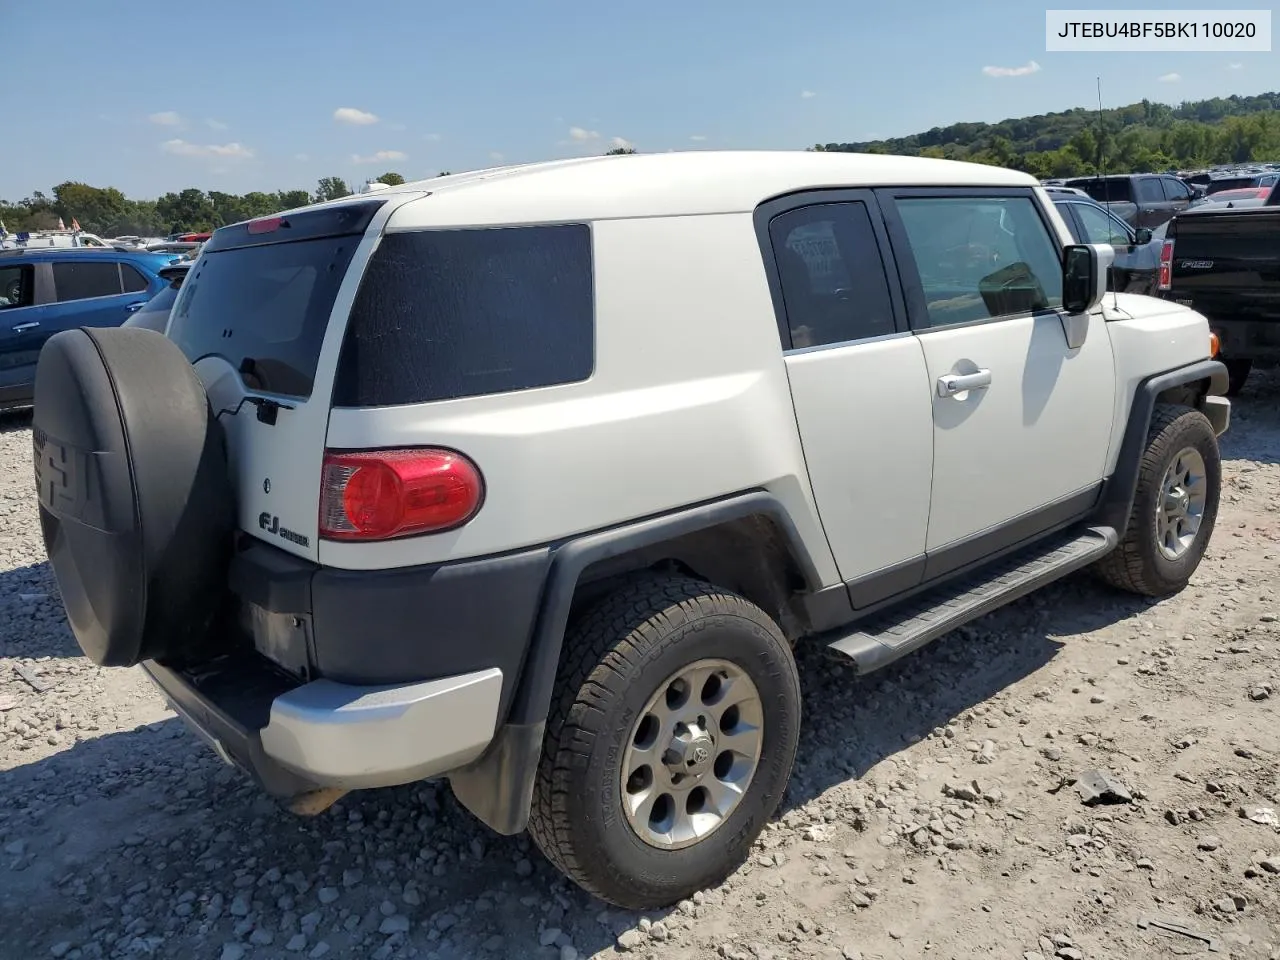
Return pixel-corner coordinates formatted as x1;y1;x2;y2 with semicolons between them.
0;247;178;265
369;150;1038;227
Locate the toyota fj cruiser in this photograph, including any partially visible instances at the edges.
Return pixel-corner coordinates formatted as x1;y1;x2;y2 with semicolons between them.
32;151;1230;910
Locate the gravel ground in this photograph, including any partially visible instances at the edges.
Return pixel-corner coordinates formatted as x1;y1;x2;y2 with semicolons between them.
2;373;1278;960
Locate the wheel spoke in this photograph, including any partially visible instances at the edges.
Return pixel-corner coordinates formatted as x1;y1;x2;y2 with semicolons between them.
1155;445;1209;561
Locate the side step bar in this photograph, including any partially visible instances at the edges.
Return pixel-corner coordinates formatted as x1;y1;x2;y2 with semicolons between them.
827;525;1118;674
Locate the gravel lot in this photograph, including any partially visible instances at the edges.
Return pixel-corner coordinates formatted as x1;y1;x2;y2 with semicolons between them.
2;374;1278;960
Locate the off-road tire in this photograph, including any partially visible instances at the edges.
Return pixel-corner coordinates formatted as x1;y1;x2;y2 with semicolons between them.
528;575;801;909
1093;403;1220;597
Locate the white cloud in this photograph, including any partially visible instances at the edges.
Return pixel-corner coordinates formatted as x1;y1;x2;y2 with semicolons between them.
569;126;599;142
1158;72;1181;82
1228;62;1244;70
295;153;310;162
690;134;708;141
489;151;504;161
149;111;183;126
982;60;1041;78
161;139;254;159
800;90;817;99
333;107;379;125
352;149;408;164
609;136;633;150
205;119;228;131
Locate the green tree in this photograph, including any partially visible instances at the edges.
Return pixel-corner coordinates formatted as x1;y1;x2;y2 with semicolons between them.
314;176;351;203
604;146;637;155
275;190;312;210
375;172;406;186
155;188;216;233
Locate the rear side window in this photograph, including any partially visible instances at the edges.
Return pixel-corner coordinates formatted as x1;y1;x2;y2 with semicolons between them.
333;224;594;407
768;202;896;348
1134;178;1163;203
1071;179;1132;204
0;265;34;308
52;261;123;302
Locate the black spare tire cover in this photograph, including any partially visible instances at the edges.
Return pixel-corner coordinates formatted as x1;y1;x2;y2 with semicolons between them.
32;326;235;667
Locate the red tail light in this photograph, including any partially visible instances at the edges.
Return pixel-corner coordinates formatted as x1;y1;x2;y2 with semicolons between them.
247;216;285;235
320;449;484;541
1157;239;1174;291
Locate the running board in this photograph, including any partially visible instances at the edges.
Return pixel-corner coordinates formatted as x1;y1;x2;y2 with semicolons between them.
827;525;1118;674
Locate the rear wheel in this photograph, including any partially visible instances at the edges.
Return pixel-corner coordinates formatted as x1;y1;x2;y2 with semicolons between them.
1094;404;1220;597
528;575;801;909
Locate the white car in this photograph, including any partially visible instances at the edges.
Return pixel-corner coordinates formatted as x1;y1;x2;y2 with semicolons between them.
32;151;1230;910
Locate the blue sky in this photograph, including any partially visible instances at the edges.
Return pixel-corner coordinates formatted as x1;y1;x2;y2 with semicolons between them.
6;0;1276;200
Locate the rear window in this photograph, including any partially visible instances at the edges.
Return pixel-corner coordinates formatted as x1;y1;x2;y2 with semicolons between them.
332;223;594;408
1068;178;1133;204
167;237;360;399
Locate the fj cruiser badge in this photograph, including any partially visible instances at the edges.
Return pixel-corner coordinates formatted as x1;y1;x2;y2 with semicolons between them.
263;478;271;494
1181;260;1213;269
258;511;309;547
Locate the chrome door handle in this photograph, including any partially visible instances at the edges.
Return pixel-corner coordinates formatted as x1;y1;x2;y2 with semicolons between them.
937;369;992;397
125;302;145;313
11;321;39;333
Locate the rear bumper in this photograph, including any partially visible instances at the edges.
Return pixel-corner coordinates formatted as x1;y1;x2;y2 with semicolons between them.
143;656;503;793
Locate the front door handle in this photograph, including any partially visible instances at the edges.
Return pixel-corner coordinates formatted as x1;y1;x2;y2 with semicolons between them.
937;369;992;397
125;301;146;313
11;321;39;333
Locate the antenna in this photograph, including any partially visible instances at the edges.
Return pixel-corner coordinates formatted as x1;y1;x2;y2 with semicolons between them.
1097;76;1118;310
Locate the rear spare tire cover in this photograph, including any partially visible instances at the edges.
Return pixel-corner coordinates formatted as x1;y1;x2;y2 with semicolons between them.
32;326;235;667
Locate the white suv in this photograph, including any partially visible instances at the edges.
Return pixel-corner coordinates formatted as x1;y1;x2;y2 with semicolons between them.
32;151;1230;910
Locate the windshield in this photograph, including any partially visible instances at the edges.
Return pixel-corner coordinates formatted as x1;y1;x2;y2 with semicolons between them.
166;237;359;399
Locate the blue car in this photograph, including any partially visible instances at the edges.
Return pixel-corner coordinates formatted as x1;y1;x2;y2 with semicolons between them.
0;248;179;411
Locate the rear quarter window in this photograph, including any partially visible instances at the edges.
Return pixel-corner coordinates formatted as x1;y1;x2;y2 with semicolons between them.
333;223;594;407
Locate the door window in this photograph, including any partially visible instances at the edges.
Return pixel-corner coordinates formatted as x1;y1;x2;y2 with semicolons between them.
893;195;1064;327
1134;178;1164;204
768;201;896;348
1071;202;1133;246
0;265;34;309
120;263;151;293
1161;178;1192;202
52;261;124;302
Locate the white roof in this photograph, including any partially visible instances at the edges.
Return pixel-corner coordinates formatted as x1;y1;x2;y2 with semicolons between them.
382;150;1038;228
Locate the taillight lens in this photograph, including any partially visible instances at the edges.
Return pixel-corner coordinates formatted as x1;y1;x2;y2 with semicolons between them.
1157;240;1174;291
319;449;483;541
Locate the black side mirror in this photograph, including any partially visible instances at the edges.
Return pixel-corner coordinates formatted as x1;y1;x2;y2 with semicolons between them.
1133;227;1153;245
1062;244;1110;313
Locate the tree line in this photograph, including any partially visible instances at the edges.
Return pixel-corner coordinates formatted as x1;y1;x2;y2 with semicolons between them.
0;172;422;238
4;94;1275;236
812;92;1280;179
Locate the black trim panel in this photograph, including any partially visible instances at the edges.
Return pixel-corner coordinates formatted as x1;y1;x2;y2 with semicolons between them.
1095;358;1228;532
846;555;925;609
507;490;823;726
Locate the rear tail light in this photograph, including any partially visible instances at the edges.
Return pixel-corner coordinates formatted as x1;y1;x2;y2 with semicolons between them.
247;216;286;235
320;449;484;541
1157;239;1174;291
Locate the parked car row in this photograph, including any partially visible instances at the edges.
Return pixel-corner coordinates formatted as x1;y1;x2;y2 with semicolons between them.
0;247;184;411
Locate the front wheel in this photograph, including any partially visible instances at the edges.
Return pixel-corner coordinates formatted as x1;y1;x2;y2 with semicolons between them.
1094;404;1221;597
528;575;801;909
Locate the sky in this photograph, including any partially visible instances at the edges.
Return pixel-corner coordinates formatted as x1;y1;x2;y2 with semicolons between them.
6;0;1277;200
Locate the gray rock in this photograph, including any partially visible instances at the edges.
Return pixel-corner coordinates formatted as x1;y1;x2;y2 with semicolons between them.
228;895;250;918
341;869;363;888
1258;858;1280;874
308;945;331;960
617;929;645;951
1198;836;1222;851
219;945;246;960
285;933;308;952
5;840;27;857
540;928;561;947
560;947;578;960
317;887;339;905
1075;769;1132;805
249;928;274;946
49;944;72;958
378;915;410;935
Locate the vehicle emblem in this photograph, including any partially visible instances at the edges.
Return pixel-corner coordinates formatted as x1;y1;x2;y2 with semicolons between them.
692;746;710;764
1180;260;1213;269
263;478;271;494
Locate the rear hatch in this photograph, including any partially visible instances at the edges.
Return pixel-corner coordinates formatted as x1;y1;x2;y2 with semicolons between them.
1168;206;1280;322
164;195;421;560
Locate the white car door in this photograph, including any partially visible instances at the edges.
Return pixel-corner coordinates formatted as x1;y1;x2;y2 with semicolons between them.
879;189;1115;576
764;192;934;602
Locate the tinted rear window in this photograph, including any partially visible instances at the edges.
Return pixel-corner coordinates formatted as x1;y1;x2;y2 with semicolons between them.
333;224;594;408
135;282;179;317
167;237;359;399
1068;179;1133;204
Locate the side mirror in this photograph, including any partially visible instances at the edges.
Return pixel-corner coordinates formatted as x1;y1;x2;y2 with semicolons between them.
1133;227;1153;245
1062;243;1115;314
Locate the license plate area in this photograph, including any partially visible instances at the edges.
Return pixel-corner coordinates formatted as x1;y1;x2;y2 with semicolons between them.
238;600;315;681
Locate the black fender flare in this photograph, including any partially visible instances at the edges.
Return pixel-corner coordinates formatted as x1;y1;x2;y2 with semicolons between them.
1094;358;1228;532
448;490;824;834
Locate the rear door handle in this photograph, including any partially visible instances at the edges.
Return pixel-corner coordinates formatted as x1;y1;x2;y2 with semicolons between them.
125;302;146;313
11;321;39;333
937;369;992;397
